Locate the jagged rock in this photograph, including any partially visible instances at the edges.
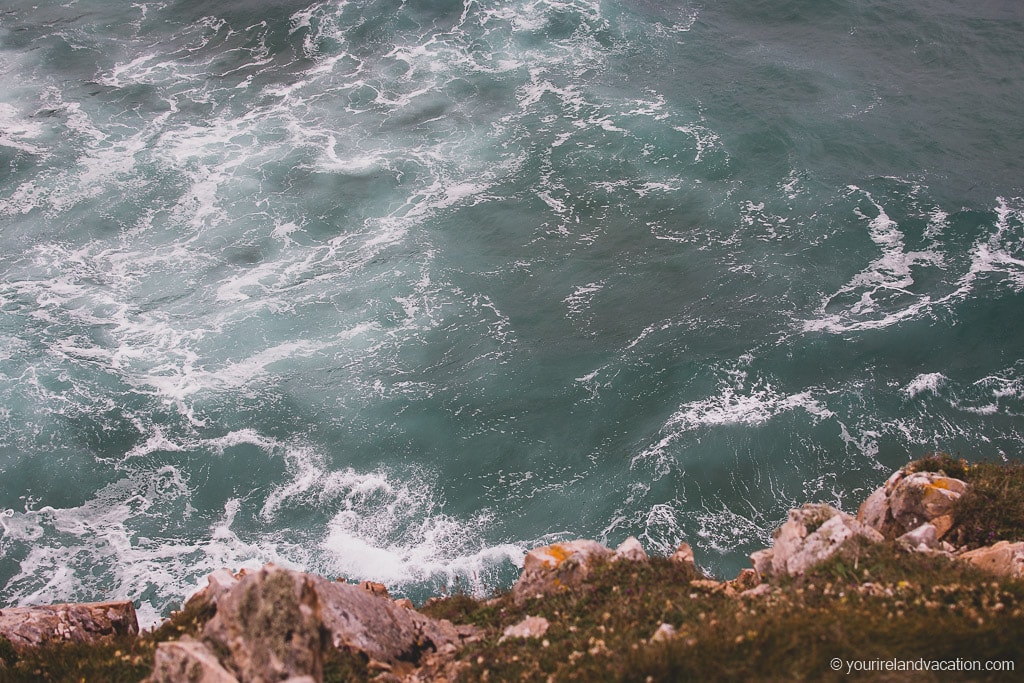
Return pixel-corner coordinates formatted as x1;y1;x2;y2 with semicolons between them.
359;581;389;598
222;565;468;671
154;565;477;683
739;583;772;599
612;536;648;562
511;540;613;604
669;542;696;569
148;638;239;683
184;569;241;614
731;568;760;591
393;598;414;610
650;623;676;643
897;522;940;552
857;484;900;538
960;541;1024;578
499;616;550;642
751;504;883;580
890;472;967;533
202;566;327;683
0;601;138;650
314;579;476;664
750;548;773;581
858;471;967;540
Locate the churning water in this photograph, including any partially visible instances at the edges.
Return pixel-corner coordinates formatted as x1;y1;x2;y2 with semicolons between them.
1;0;1022;624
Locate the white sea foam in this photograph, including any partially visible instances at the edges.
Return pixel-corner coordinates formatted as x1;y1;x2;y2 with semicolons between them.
261;446;524;593
635;371;833;476
0;466;293;627
673;123;724;163
802;186;945;333
803;191;1024;335
0;430;526;623
0;103;46;155
905;372;947;398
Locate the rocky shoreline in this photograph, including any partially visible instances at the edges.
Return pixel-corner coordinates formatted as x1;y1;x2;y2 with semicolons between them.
2;453;1023;682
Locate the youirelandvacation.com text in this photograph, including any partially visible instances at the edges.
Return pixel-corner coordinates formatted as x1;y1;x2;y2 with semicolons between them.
831;657;1014;675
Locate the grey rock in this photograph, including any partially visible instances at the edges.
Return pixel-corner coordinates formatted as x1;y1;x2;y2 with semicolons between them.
499;616;550;642
203;565;472;679
612;536;648;562
202;566;327;683
0;600;138;650
752;504;883;579
897;522;939;552
960;541;1024;578
147;638;239;683
859;471;968;540
511;540;613;604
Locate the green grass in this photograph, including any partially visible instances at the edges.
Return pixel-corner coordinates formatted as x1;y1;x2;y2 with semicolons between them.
421;543;1024;682
950;461;1024;549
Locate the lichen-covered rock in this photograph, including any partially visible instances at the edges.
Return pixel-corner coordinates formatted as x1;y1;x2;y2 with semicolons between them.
858;470;968;540
612;536;648;562
212;565;471;675
751;504;883;580
960;541;1024;578
148;638;239;683
202;566;327;683
149;565;478;683
889;472;967;533
512;540;613;604
0;601;138;650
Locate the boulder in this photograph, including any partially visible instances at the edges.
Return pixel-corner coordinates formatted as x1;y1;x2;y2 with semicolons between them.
889;472;967;533
959;541;1024;579
858;471;968;540
751;504;883;580
202;566;327;683
612;537;648;562
512;540;613;604
0;600;138;650
177;569;242;625
358;581;389;598
857;485;900;538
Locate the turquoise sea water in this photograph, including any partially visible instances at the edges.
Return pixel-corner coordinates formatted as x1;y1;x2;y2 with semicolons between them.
1;0;1022;624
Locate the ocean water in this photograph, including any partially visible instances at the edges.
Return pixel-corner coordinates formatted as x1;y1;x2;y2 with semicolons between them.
1;0;1022;625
